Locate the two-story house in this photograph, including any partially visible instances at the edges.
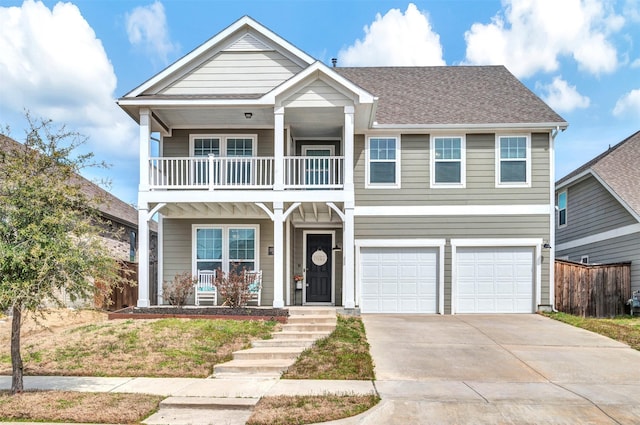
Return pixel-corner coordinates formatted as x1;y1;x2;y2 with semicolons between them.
555;131;640;292
118;16;566;314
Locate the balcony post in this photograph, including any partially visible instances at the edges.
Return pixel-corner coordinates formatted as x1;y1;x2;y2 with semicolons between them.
139;108;151;191
208;154;215;191
344;105;355;191
274;106;285;190
273;201;285;308
137;205;150;307
343;203;355;309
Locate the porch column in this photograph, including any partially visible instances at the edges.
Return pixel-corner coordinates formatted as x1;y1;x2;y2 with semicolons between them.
343;105;355;192
343;204;355;309
139;108;151;191
272;201;285;308
274;106;285;191
137;205;150;307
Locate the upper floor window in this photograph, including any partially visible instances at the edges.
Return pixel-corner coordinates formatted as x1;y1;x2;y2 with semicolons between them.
366;137;400;188
496;135;530;187
190;135;256;157
431;136;465;187
557;191;567;227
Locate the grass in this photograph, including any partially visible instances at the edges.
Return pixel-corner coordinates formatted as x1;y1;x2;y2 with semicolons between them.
543;312;640;350
247;394;380;425
0;317;278;377
0;390;162;423
282;315;375;380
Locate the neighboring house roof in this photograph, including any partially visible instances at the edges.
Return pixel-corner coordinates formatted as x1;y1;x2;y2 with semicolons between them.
0;134;154;232
556;130;640;216
335;66;566;127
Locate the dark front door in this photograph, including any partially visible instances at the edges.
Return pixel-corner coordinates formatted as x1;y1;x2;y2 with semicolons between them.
306;233;332;303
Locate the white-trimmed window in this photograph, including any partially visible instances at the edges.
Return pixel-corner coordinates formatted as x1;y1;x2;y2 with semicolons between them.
557;191;567;227
431;136;465;187
496;135;530;187
193;225;258;275
366;136;400;188
190;135;256;185
581;255;589;264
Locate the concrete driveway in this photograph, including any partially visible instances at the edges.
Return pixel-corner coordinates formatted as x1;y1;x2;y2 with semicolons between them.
359;314;640;425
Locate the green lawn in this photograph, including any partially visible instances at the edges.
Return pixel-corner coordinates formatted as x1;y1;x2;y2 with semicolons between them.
543;312;640;350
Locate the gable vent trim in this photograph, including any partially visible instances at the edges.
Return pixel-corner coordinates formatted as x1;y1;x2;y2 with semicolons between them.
225;33;272;51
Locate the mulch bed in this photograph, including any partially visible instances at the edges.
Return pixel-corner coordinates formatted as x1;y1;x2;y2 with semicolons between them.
108;306;289;323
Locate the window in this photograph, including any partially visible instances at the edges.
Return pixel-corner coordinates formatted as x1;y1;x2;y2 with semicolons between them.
366;137;400;187
581;255;589;264
557;191;567;227
431;136;465;187
190;135;256;185
496;135;530;187
194;225;258;275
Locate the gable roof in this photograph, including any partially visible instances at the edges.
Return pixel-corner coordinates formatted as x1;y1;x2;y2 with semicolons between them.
335;66;567;128
556;130;640;216
0;134;147;230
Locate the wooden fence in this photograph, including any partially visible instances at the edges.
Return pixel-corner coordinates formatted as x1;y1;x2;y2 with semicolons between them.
95;261;138;311
555;259;631;317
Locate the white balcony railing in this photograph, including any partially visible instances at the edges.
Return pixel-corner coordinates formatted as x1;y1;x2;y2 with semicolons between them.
148;156;344;190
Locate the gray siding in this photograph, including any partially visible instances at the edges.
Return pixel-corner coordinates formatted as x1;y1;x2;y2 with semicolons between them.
355;133;551;206
160;51;302;96
162;218;274;305
355;215;552;314
163;129;275;158
557;232;640;292
556;175;637;244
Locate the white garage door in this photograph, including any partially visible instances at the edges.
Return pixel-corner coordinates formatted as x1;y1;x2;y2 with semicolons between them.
360;247;438;313
456;247;534;313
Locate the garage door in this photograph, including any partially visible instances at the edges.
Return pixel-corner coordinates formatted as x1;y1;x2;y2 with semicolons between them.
360;247;438;313
456;247;534;313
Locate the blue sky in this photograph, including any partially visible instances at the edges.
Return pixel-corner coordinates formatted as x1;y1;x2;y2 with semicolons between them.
1;0;639;205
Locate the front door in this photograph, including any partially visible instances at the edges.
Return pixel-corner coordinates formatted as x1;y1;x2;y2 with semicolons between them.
305;233;332;303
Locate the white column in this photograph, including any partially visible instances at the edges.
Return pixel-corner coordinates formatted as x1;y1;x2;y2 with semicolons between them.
274;107;285;190
272;201;285;308
156;214;164;305
343;106;355;192
343;204;355;309
139;108;151;191
285;217;291;306
137;206;150;307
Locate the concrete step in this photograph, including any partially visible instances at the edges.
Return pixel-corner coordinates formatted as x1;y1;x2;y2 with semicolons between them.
272;331;331;340
281;323;336;332
288;307;337;317
252;338;316;348
287;315;337;324
232;346;304;360
143;407;252;425
159;396;259;411
213;359;292;376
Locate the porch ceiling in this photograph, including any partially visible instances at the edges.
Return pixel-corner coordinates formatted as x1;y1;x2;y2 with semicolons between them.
154;201;344;224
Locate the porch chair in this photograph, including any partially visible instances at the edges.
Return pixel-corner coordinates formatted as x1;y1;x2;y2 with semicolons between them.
196;269;217;306
245;270;263;306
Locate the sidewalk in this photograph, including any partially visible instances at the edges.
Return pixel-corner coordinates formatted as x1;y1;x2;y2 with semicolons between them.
0;375;377;425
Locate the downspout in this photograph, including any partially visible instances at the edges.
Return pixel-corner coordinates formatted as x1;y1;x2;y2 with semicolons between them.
549;126;560;312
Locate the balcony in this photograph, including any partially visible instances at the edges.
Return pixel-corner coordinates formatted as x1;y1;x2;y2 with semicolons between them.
149;156;344;190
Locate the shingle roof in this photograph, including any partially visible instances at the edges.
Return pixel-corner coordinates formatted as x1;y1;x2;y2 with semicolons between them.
0;134;149;230
557;130;640;216
334;66;566;126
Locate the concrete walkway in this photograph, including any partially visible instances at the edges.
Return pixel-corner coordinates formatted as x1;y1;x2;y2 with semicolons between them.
358;314;640;425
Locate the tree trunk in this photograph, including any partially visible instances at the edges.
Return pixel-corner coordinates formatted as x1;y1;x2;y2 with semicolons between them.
10;305;23;394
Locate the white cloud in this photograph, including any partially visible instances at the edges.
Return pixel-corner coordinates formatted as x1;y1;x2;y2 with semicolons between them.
337;3;445;66
613;89;640;117
464;0;624;78
0;0;137;158
537;77;590;112
631;58;640;68
126;1;178;64
624;0;640;21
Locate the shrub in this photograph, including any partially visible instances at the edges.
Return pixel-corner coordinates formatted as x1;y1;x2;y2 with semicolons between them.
163;272;196;306
215;268;249;308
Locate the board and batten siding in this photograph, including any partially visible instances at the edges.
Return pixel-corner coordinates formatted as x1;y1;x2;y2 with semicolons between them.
292;228;343;306
160;51;302;96
556;232;640;292
163;129;275;157
556;175;637;244
354;133;551;206
162;218;274;306
355;215;552;313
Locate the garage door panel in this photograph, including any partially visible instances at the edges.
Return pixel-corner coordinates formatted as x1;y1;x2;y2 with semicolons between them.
456;247;534;314
360;247;438;314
